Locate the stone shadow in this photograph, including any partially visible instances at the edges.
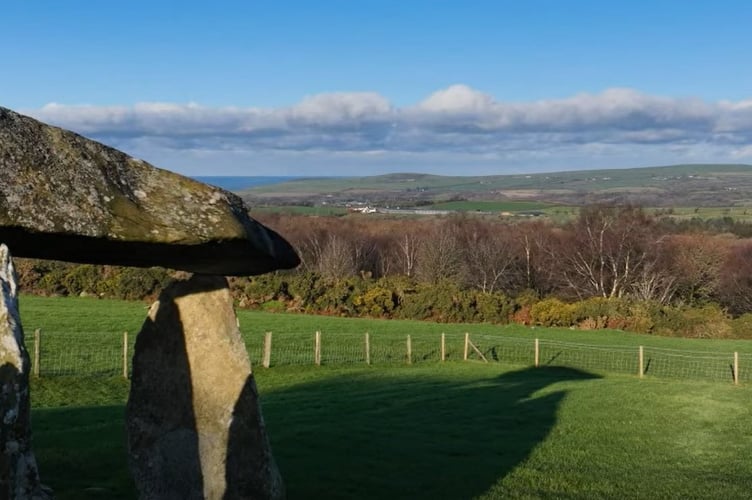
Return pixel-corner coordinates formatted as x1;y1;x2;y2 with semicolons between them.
261;366;600;499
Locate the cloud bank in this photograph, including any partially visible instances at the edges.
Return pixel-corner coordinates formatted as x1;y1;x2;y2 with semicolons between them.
24;86;752;175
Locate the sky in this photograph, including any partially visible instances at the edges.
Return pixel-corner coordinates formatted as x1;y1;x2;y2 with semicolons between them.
2;0;752;176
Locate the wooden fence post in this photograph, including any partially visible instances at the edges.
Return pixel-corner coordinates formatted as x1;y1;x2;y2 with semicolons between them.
315;331;321;366
463;333;469;361
639;346;644;378
33;329;40;378
365;332;370;365
534;338;539;368
406;335;412;364
123;331;129;379
734;351;739;385
441;333;446;362
263;332;272;368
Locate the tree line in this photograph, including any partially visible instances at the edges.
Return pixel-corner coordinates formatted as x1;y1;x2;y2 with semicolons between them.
257;207;752;314
13;205;752;338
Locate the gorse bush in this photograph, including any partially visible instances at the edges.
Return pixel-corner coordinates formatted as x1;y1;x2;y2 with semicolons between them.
530;298;577;327
16;258;171;300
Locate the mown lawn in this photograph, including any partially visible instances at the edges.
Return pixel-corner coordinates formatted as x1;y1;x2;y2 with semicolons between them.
18;295;752;380
19;295;752;498
30;364;752;499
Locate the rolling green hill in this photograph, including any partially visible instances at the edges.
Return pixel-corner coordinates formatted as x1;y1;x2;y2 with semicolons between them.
241;164;752;209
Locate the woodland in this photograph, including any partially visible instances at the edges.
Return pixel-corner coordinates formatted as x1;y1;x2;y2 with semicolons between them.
15;205;752;339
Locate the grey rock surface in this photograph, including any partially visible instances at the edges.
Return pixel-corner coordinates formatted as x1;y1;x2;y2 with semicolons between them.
0;244;52;499
0;107;298;275
126;274;284;500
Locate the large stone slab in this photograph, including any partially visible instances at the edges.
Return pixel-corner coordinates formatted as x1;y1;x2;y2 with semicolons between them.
0;244;51;499
126;275;284;500
0;107;298;275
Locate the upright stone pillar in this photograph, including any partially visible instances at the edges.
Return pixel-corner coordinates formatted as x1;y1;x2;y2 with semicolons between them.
0;244;52;500
126;274;284;500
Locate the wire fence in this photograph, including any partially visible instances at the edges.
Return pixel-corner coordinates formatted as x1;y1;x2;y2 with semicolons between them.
26;329;751;385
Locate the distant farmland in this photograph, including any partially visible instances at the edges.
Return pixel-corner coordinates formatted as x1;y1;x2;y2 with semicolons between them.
238;164;752;212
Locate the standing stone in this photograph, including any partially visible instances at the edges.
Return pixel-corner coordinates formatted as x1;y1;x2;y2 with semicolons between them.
126;275;284;500
0;244;51;500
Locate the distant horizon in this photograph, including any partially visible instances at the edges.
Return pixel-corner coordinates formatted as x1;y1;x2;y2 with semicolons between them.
193;162;752;186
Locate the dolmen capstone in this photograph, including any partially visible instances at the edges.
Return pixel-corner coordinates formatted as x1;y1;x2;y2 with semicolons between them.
0;107;298;499
0;106;298;275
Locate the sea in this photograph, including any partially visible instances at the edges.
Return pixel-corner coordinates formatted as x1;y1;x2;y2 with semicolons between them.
192;176;299;192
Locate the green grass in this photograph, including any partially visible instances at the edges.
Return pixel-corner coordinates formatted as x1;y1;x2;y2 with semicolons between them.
243;164;752;196
18;296;752;382
425;200;553;212
18;295;752;497
251;205;348;216
30;364;752;499
19;295;148;334
31;377;132;499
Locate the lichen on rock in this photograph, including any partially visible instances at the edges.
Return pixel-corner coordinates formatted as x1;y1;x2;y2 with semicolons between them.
0;106;299;275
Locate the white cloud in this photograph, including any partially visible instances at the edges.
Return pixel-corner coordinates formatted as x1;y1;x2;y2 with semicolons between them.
417;84;495;114
20;86;752;175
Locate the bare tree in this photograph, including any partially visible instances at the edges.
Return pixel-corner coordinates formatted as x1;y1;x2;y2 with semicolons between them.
415;220;464;284
667;233;731;305
558;205;655;299
462;220;518;293
718;240;752;315
394;232;420;278
317;233;356;279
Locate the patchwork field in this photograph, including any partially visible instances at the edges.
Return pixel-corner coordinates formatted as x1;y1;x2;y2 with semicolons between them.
21;296;752;499
240;164;752;210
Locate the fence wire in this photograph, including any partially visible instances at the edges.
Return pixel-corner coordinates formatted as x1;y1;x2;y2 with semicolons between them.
26;329;751;384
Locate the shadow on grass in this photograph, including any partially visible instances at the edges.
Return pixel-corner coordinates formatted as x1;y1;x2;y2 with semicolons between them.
262;366;600;500
30;365;598;500
32;405;134;500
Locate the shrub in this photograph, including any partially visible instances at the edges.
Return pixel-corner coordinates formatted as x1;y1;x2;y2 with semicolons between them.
313;277;367;315
396;281;474;322
62;265;101;296
105;267;172;301
651;303;731;338
730;314;752;339
530;298;577;327
571;297;632;330
353;286;397;317
475;292;514;324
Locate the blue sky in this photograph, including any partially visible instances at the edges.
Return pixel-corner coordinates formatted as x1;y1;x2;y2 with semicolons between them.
3;1;752;176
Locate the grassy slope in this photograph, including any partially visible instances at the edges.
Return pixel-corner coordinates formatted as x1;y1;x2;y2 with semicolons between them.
243;164;752;197
19;296;752;498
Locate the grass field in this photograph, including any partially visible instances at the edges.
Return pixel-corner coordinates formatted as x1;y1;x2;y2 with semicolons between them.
424;200;553;212
242;165;752;196
251;205;348;216
18;295;752;498
18;295;752;382
31;365;752;499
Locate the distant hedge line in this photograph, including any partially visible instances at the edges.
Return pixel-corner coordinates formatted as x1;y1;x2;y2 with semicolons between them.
230;271;752;339
14;259;752;340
